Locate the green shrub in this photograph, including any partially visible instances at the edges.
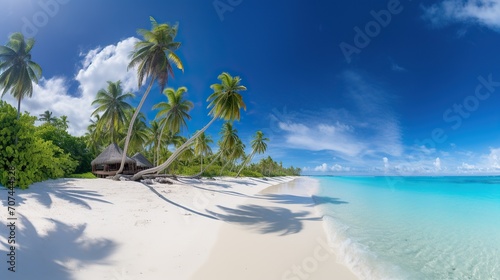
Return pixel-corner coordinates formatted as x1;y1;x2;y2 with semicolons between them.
66;172;96;179
36;123;93;173
0;101;77;189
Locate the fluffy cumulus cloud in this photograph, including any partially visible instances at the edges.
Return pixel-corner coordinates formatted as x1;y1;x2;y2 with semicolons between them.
434;157;442;171
486;147;500;169
459;162;477;170
276;71;403;161
308;163;351;173
423;0;500;30
75;37;139;102
314;163;329;172
383;157;389;171
2;37;138;136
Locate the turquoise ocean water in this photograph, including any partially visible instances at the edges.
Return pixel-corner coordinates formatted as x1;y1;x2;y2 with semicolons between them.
313;176;500;280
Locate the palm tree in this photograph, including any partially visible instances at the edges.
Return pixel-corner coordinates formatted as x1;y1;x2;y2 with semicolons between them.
85;114;102;155
153;86;193;165
58;115;69;130
132;72;246;181
0;32;42;118
116;17;183;177
194;132;213;173
147;120;162;166
91;80;134;144
154;86;193;134
176;137;195;166
236;131;269;177
220;137;245;176
38;110;56;124
156;130;184;174
120;110;149;155
218;122;241;175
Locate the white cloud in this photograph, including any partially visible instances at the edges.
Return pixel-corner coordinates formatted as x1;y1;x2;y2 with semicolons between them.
418;145;437;155
276;71;403;159
423;0;500;31
2;37;139;136
459;162;477;170
75;37;139;103
278;122;365;157
310;163;351;173
434;157;442;171
383;157;389;171
331;164;351;172
486;147;500;169
314;163;329;172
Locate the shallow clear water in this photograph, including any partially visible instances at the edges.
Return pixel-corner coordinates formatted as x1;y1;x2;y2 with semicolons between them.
314;176;500;280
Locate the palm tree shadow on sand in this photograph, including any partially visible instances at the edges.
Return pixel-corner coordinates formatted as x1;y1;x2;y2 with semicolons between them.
1;179;112;210
259;194;348;207
0;215;117;280
206;204;321;236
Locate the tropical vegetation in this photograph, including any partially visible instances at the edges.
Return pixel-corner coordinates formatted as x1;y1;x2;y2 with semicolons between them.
0;32;42;118
0;19;301;189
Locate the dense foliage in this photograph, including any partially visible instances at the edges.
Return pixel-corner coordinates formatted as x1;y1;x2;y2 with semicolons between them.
0;19;301;187
142;148;301;177
0;101;77;189
36;123;93;174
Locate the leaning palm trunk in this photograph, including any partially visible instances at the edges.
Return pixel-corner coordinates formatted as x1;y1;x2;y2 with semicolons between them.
114;79;155;178
132;116;218;180
236;150;256;177
155;122;168;169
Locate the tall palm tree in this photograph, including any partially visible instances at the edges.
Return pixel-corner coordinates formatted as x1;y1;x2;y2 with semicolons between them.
132;72;246;180
194;131;213;173
218;122;241;174
120;110;149;155
176;137;194;165
91;80;134;144
116;17;183;177
220;137;245;176
0;32;42;118
38;110;56;124
156;130;184;174
85;114;102;156
154;86;193;134
58;115;69;130
192;128;228;177
147;120;162;166
153;86;193;166
236;130;269;177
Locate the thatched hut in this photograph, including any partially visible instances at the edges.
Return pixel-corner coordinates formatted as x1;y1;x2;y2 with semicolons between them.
91;143;136;178
132;152;153;171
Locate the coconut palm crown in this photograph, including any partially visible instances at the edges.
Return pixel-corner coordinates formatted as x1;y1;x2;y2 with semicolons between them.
0;32;42;117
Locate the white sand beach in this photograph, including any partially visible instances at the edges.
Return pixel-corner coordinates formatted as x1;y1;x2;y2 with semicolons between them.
0;177;357;280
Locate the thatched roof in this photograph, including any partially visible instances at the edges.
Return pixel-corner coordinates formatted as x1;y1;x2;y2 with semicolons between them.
91;143;136;165
132;152;153;168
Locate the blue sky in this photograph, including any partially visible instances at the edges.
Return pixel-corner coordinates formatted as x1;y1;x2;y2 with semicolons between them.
2;0;500;175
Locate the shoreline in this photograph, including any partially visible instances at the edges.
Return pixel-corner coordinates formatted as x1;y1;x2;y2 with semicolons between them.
0;176;357;279
192;176;358;280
